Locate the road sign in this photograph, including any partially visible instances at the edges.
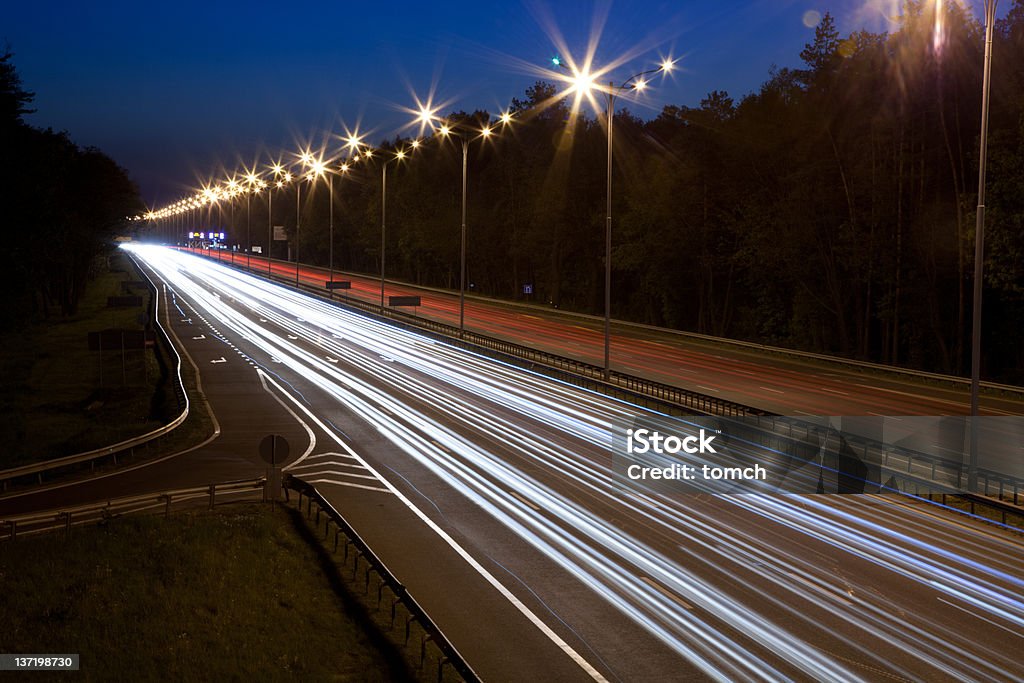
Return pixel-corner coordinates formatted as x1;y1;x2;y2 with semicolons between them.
388;295;421;307
326;280;351;290
258;434;290;465
273;225;286;241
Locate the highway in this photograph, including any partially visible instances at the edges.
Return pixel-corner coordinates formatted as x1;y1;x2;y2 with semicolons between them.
78;244;1022;681
188;247;1024;418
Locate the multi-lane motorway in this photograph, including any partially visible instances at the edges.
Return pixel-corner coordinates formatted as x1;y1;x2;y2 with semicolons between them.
188;247;1024;417
107;247;1024;679
5;245;1022;681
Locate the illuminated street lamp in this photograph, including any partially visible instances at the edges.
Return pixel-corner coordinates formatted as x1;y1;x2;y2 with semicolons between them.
435;113;513;336
356;145;414;308
555;56;674;380
266;164;285;276
327;157;353;292
244;172;260;271
969;0;999;492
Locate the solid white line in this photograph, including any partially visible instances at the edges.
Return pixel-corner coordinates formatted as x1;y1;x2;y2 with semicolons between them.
258;369;609;682
256;372;315;469
289;468;378;482
759;386;785;394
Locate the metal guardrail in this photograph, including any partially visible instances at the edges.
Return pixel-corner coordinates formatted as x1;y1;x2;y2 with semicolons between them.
285;475;481;683
0;478;266;541
0;253;190;492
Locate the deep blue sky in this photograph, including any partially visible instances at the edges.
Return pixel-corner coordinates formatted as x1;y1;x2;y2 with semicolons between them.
3;0;999;206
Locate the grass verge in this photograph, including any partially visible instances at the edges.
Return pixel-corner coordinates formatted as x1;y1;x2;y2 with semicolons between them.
0;250;170;470
0;504;412;682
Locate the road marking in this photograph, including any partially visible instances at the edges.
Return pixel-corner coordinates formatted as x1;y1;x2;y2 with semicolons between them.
288;334;298;340
326;357;339;363
936;598;1024;639
781;571;852;606
759;386;785;394
311;479;391;493
508;489;540;511
640;576;694;609
256;371;316;469
258;369;610;682
210;357;227;364
192;334;206;340
697;385;720;393
818;387;849;396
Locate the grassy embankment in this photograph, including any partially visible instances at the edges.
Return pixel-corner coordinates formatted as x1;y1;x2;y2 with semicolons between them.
0;249;208;471
0;504;411;681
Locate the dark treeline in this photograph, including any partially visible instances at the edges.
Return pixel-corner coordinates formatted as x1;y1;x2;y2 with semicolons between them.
205;3;1024;381
0;51;142;329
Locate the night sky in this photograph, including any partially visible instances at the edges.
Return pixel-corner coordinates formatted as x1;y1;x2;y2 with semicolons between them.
3;0;1000;206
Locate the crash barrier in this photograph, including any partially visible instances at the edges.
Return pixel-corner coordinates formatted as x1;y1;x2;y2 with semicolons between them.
0;478;266;541
285;475;481;683
0;254;190;492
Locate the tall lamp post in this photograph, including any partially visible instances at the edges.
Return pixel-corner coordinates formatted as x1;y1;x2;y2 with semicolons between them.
434;112;513;336
244;173;260;272
360;146;413;308
267;164;285;277
327;161;351;292
969;0;999;492
555;57;673;380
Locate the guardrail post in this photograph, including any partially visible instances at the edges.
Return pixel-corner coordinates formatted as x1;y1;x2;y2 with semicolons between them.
62;511;71;536
405;614;417;645
420;633;433;667
8;520;15;540
208;484;216;510
163;494;171;517
437;656;450;683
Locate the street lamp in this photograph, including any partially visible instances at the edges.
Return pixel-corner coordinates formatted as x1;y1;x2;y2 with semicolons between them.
328;160;352;293
435;113;512;336
267;164;285;276
555;57;673;380
244;172;260;271
969;0;999;492
357;145;414;308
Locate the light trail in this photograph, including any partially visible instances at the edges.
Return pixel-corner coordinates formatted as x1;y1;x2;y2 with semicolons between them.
127;244;1024;681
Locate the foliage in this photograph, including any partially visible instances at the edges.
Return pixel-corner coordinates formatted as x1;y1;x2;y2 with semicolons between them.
0;51;143;328
211;5;1024;380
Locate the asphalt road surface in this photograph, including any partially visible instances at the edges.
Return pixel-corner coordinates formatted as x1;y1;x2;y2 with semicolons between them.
189;246;1024;417
6;245;1022;681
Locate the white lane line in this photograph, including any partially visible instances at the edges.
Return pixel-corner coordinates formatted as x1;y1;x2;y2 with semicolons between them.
509;489;540;511
818;387;849;396
759;386;785;394
290;468;379;482
257;372;316;469
697;385;720;393
936;598;1024;639
258;369;609;682
640;576;694;610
